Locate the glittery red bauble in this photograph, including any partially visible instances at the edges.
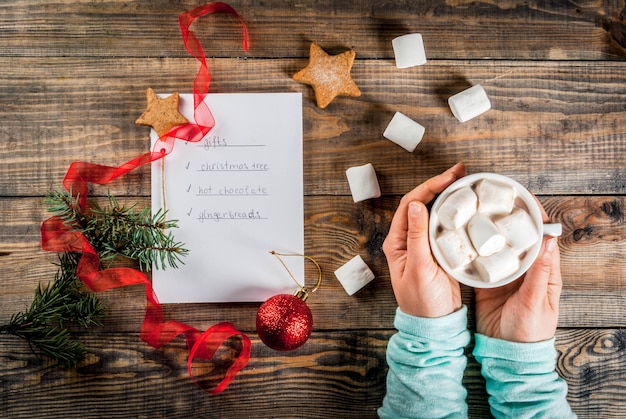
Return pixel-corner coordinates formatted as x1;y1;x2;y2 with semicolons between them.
256;294;313;351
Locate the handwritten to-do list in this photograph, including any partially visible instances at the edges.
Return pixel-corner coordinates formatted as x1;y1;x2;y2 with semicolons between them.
151;93;303;303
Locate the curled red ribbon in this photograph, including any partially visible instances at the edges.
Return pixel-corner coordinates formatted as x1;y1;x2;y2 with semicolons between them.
41;3;251;394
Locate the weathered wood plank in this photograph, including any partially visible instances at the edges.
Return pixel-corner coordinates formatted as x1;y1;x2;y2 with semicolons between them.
1;0;625;60
0;329;623;418
1;195;624;330
1;58;625;197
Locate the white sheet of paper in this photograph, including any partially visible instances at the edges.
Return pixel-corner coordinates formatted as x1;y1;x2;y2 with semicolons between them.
151;92;303;303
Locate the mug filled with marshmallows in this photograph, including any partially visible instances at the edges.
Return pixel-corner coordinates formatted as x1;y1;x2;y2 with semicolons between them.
429;173;562;288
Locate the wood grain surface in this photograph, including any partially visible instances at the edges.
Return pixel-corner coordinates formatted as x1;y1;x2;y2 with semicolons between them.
1;0;625;417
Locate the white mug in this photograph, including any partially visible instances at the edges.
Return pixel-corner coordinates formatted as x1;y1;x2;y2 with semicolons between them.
429;173;562;288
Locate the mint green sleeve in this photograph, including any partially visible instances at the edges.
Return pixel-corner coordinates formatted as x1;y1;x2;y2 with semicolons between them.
473;334;576;418
378;306;471;419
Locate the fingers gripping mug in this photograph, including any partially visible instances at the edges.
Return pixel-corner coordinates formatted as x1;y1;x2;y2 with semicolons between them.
429;173;562;288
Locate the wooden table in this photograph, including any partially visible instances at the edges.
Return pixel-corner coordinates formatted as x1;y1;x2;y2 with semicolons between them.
1;1;625;417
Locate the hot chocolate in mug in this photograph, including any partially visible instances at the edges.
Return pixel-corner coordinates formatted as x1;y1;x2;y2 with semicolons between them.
429;173;562;288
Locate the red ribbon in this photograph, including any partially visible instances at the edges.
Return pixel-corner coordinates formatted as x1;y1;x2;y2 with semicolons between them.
179;2;249;138
41;3;251;394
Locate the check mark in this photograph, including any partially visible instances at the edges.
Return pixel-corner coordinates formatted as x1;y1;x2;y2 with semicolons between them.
187;208;193;216
187;184;192;192
185;161;191;169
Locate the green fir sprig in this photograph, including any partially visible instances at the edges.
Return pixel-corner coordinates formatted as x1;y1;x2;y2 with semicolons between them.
1;190;188;367
45;190;188;271
0;253;106;368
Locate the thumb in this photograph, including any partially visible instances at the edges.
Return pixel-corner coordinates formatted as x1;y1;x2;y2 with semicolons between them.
405;201;437;277
521;237;558;301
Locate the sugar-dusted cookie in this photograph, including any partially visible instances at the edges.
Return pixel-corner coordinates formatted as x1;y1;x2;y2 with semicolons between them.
135;88;189;137
292;42;361;109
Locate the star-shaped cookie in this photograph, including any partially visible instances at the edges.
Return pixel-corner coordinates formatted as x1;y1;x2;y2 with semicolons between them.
135;88;189;137
292;42;361;109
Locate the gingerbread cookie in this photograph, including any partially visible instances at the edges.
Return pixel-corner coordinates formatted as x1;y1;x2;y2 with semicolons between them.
292;42;361;109
135;88;189;137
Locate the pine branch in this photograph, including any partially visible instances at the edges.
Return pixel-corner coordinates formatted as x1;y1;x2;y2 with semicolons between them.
2;323;87;369
0;254;106;368
5;189;188;367
93;198;189;271
45;190;188;271
44;188;87;230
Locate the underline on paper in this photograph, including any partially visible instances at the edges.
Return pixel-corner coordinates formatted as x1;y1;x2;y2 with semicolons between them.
196;194;269;197
197;194;269;196
196;217;270;223
196;144;266;148
197;169;270;172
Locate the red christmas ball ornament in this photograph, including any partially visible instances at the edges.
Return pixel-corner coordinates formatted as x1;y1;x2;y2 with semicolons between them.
256;291;313;351
256;251;323;351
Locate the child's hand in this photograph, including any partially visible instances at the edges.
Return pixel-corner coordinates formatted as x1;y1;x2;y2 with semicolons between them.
475;199;562;342
383;163;467;318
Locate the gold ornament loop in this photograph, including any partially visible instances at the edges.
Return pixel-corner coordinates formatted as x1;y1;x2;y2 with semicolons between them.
270;251;322;301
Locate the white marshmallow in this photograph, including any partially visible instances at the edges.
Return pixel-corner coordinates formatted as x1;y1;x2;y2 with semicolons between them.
334;255;375;296
448;84;491;123
495;209;539;253
467;214;506;257
436;228;477;269
473;247;520;283
476;179;516;215
437;187;478;230
383;112;425;152
392;33;427;68
346;163;382;202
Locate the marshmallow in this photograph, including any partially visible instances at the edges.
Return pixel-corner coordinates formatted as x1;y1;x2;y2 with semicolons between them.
392;33;427;68
448;84;491;123
346;163;382;202
495;209;539;253
473;247;520;283
437;187;478;230
476;179;515;215
334;255;375;296
436;228;477;269
467;214;506;257
383;112;425;152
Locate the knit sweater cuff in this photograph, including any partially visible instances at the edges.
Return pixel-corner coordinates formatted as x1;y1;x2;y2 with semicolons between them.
395;305;468;341
473;333;557;366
